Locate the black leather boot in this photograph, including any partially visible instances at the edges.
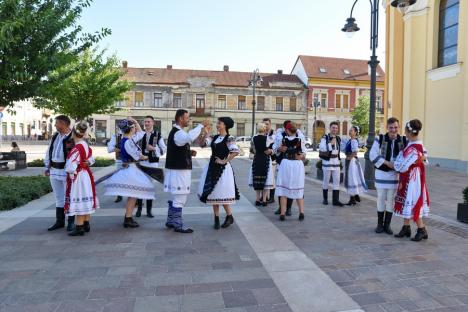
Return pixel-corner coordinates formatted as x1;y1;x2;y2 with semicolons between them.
299;213;304;221
268;189;275;203
114;196;123;203
135;199;142;217
332;190;344;207
354;195;361;202
66;216;75;231
68;225;85;236
322;190;328;205
383;212;393;235
411;227;428;241
48;208;65;231
375;212;384;233
221;215;234;228
275;196;282;214
286;198;293;216
123;216;139;228
346;196;357;206
214;216;220;230
394;225;411;238
83;221;90;233
146;200;154;218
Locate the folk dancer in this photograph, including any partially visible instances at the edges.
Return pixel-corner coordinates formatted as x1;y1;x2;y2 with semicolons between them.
164;109;210;233
64;122;99;236
343;126;367;205
45;115;76;231
369;117;407;234
393;119;430;242
273;120;305;215
107;128;123;203
319;121;345;207
198;117;240;229
275;122;306;221
249;122;274;206
264;118;276;203
104;118;155;228
136;115;167;218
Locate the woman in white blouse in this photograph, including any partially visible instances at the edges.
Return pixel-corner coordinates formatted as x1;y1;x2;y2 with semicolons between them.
198;117;240;230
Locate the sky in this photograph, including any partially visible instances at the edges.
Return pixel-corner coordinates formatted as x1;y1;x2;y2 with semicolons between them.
79;0;387;74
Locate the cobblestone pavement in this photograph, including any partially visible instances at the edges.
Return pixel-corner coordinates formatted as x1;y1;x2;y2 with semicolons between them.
1;156;468;312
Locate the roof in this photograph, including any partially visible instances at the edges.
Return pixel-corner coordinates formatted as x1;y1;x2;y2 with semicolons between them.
293;55;385;82
122;67;305;89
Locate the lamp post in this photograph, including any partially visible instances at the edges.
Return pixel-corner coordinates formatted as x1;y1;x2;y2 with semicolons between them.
312;98;320;151
341;0;417;189
248;69;262;137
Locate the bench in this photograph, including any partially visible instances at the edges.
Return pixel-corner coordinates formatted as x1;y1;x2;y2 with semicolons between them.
0;151;27;170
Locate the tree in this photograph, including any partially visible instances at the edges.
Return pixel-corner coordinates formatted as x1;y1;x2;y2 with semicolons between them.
351;96;379;138
0;0;111;108
35;49;134;121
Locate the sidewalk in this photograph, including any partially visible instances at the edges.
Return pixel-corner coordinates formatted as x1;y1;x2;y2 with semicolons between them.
0;157;467;312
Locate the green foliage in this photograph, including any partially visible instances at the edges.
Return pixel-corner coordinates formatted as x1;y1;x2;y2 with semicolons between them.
0;176;52;211
28;157;115;167
0;0;110;108
35;48;133;121
463;187;468;204
92;157;115;167
27;159;45;167
351;96;380;138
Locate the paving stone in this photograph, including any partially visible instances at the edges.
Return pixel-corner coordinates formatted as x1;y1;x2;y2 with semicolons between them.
88;287;131;299
155;285;185;296
1;302;60;312
244;303;293;312
103;298;135;312
222;290;257;308
55;299;107;312
251;287;286;305
185;282;233;294
351;293;387;306
181;292;225;312
230;279;275;290
134;295;180;312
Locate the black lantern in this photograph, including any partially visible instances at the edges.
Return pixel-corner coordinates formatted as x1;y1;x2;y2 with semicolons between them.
341;17;360;38
391;0;417;14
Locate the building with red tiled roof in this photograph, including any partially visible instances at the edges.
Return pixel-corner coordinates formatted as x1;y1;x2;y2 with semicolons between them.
291;55;386;143
92;63;308;140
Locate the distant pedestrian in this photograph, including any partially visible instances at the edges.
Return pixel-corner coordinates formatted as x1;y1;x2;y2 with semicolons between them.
393;119;430;242
343;126;367;205
64;122;99;236
249;122;274;206
11;142;20;152
198;117;240;230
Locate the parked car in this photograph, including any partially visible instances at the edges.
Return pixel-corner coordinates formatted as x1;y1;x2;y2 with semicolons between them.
235;136;252;148
304;137;313;149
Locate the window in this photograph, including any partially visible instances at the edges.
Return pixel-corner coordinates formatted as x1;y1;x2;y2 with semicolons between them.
343;69;351;75
173;93;182;108
238;95;246;110
217;95;226;109
276;97;283;111
237;123;245;136
319;67;327;73
342;121;348;135
19;123;24;136
95;120;107;140
438;0;459;67
343;94;349;109
135;92;144;107
335;94;341;109
257;96;265;111
377;96;383;113
290;97;297;112
196;94;205;108
115;100;125;107
313;92;328;108
1;122;6;136
10;122;16;136
336;121;341;135
154;92;163;108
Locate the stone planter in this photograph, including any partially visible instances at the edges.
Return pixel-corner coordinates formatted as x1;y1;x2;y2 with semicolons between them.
457;203;468;223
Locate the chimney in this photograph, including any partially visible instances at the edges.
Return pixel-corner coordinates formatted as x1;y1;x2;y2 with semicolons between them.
167;65;173;70
122;60;128;68
223;65;229;72
277;69;283;75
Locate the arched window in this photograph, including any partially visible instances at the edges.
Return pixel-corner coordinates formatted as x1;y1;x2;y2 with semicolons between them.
438;0;459;67
342;121;348;135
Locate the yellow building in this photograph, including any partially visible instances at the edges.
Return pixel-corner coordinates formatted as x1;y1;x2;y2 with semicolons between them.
385;0;468;172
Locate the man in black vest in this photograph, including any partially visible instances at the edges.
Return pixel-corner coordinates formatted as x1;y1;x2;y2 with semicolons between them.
44;115;75;231
370;117;407;234
136;115;167;218
164;109;210;233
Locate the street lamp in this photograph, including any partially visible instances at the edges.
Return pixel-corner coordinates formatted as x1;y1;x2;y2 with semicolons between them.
342;0;417;189
312;97;321;151
248;68;262;137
